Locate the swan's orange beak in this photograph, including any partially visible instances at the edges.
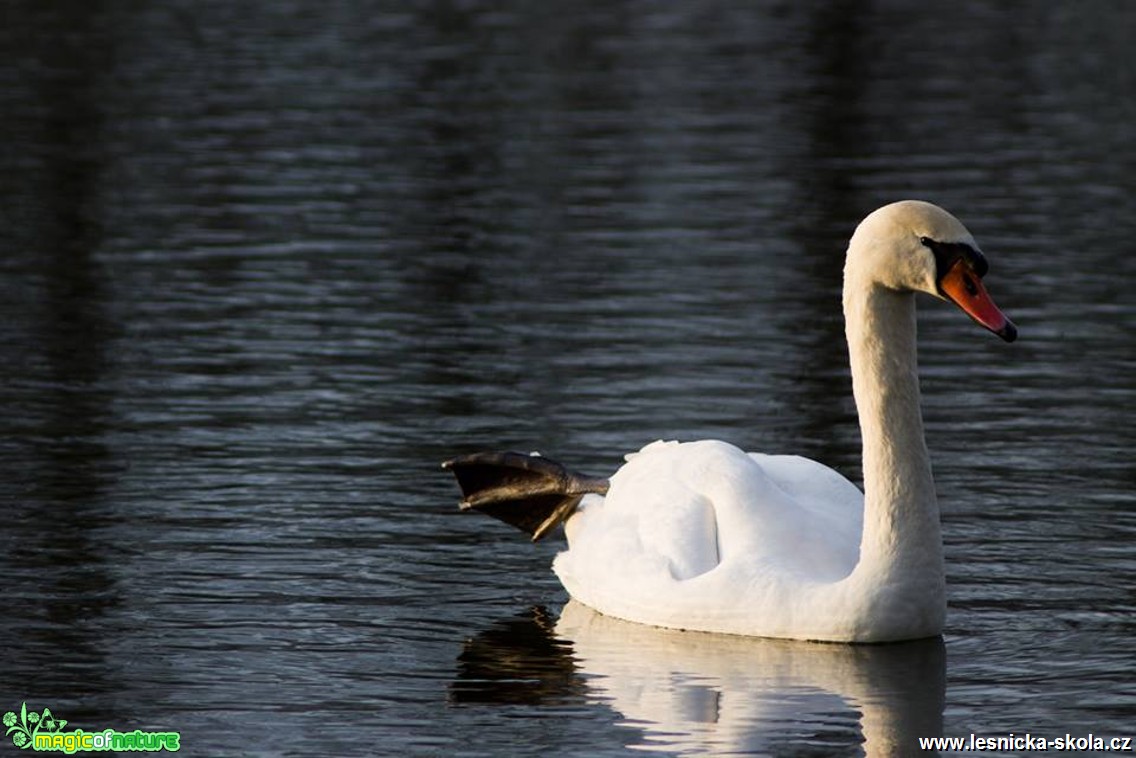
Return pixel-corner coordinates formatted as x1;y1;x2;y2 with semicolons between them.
940;259;1018;342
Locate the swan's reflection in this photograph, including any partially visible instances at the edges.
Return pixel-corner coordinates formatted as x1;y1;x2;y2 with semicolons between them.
452;603;945;756
555;601;945;756
450;606;586;706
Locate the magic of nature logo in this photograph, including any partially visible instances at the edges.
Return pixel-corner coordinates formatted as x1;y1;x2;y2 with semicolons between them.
4;703;179;753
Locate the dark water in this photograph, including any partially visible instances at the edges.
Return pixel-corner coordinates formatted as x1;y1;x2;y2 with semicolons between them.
1;2;1133;756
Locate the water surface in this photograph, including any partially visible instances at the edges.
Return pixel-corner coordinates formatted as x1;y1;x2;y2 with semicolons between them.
1;2;1133;756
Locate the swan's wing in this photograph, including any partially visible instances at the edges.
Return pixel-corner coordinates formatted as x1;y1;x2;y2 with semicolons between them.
745;453;864;550
558;442;863;592
553;441;867;635
718;453;862;581
564;451;721;582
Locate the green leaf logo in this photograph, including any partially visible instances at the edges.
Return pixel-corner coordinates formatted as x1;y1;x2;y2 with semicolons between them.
4;703;65;750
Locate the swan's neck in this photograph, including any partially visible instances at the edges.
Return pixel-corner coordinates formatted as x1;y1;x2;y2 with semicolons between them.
843;279;943;583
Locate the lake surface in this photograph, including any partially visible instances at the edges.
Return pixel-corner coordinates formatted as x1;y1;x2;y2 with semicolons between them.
1;2;1133;755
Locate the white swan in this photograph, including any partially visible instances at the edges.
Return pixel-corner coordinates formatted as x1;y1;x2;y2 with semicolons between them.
445;200;1017;643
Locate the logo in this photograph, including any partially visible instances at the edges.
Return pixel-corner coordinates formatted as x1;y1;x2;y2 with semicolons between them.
4;703;179;753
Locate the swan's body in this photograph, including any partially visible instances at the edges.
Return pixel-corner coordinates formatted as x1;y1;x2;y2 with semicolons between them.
446;200;1016;643
556;440;894;640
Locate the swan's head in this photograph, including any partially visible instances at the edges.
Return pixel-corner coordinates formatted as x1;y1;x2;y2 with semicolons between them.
847;200;1017;342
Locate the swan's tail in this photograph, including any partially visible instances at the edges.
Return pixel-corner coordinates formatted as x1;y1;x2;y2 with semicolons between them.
442;452;609;542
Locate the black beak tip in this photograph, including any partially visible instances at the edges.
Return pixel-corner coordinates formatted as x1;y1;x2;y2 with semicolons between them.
998;321;1018;343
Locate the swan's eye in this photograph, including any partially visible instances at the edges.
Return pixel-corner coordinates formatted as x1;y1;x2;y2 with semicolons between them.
919;236;933;247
